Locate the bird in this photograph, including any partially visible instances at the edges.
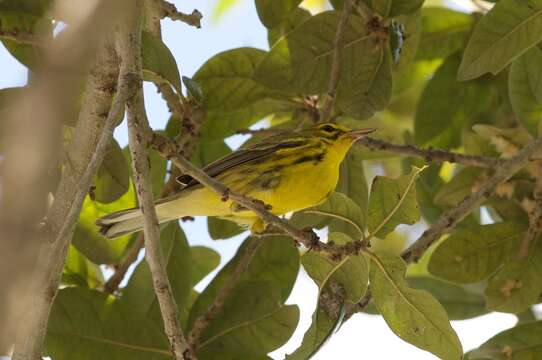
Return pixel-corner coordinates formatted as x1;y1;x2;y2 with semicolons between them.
96;122;375;239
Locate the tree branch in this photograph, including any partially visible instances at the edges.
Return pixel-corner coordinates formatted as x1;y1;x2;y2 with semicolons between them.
358;136;501;168
518;161;542;259
0;29;43;45
239;129;500;168
9;1;130;357
401;136;542;263
156;0;202;28
188;236;263;349
120;2;193;358
321;0;355;121
103;0;205;294
349;137;542;316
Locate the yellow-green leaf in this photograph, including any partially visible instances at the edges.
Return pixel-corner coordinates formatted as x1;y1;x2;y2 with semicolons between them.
370;252;463;360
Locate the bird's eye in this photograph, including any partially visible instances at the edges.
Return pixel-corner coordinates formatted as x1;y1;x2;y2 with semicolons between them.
320;124;336;133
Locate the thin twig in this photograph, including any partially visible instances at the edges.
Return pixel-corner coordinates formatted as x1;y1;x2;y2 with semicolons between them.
151;133;364;259
401;137;542;263
103;0;204;293
120;2;192;358
358;136;501;168
518;161;542;259
156;0;202;28
0;29;42;45
321;0;355;121
188;236;263;349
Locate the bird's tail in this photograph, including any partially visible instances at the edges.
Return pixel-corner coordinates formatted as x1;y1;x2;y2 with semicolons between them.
96;195;183;239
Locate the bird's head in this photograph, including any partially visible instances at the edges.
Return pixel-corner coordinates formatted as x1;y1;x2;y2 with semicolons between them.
311;122;376;155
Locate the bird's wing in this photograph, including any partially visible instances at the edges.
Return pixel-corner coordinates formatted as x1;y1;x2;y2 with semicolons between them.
176;137;306;189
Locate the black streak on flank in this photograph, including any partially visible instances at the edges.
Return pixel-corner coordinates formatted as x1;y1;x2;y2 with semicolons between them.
292;152;326;165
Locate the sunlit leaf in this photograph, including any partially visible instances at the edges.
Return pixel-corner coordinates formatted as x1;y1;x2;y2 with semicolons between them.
370;252;463;360
93;139;129;203
141;31;182;93
368;166;423;239
61;245;104;289
255;0;302;28
458;0;542;80
72;183;137;264
416;7;472;61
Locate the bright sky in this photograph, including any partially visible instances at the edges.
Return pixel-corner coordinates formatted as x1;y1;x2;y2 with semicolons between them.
0;0;523;359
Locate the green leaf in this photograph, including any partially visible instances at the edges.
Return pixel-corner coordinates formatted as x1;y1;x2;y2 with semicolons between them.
485;243;542;313
61;245;104;289
73;183;137;264
196;282;299;358
457;0;542;80
123;223;192;325
368;166;423;239
123;145;166;198
93;139;130;203
370;0;423;18
194;47;288;139
336;47;393;119
255;11;392;119
408;277;488;320
208;217;244;240
428;222;526;283
267;7;311;46
285;307;344;360
415;54;493;149
45;288;170;360
298;192;364;238
303;232;369;303
255;0;302;28
434;167;485;207
468;321;542;360
415;164;446;224
188;236;299;329
0;10;50;68
389;0;424;17
182;76;203;104
141;31;182;93
509;46;542;136
0;0;53;15
416;7;472;60
335;146;369;232
190;246;221;286
370;252;463;360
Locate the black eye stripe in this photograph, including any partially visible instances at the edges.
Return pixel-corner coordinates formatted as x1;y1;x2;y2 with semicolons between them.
321;125;335;132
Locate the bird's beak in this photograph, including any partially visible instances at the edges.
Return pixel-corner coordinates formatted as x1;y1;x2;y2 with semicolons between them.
346;128;376;140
